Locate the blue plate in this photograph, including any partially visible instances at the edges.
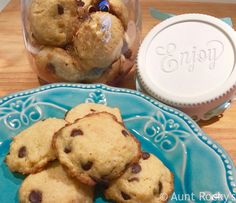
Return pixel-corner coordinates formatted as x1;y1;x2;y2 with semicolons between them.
0;83;235;203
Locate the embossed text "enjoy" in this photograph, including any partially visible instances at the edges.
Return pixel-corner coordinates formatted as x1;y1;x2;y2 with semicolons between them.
155;40;224;73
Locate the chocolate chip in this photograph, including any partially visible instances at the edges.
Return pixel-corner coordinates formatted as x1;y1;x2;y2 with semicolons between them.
82;161;93;171
121;191;131;200
131;163;141;174
57;4;64;15
128;177;139;182
158;181;163;194
90;109;96;112
29;190;42;203
122;130;129;137
76;0;85;7
124;163;130;170
18;146;27;158
88;6;97;13
71;129;83;137
124;49;132;59
153;181;163;196
46;62;56;74
64;147;71;154
142;152;150;160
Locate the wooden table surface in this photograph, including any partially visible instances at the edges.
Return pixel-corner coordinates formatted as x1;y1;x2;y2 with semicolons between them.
0;0;236;165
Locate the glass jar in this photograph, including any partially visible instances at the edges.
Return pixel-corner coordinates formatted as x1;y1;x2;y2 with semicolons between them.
21;0;141;85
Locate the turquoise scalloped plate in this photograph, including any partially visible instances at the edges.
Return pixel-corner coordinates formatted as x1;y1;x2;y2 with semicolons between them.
0;83;235;203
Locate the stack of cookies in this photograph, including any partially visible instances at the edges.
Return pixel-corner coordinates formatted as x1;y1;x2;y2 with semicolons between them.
27;0;138;84
5;103;174;203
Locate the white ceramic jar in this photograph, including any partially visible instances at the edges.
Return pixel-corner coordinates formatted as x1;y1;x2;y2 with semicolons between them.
137;14;236;121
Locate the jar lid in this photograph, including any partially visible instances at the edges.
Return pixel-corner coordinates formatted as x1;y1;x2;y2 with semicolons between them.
137;14;236;107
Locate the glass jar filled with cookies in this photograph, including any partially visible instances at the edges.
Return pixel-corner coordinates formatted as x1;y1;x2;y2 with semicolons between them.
21;0;141;85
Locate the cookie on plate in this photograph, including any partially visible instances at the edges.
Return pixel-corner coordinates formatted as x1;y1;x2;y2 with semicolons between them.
54;112;141;185
5;118;67;174
19;162;93;203
65;103;122;123
105;152;174;203
29;0;77;46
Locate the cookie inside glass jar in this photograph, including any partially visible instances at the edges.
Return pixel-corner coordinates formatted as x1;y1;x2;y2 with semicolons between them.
23;0;141;84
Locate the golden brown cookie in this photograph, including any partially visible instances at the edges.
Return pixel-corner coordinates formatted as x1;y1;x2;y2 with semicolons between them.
35;47;85;82
19;162;94;203
54;112;141;186
73;12;124;70
5;119;67;174
29;0;77;46
105;152;174;203
65;103;123;123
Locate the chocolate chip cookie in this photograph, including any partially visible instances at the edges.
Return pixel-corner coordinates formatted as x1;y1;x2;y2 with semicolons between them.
5;118;67;174
19;162;93;203
73;12;124;70
35;47;85;82
105;152;174;203
65;103;122;123
54;112;141;185
29;0;77;46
